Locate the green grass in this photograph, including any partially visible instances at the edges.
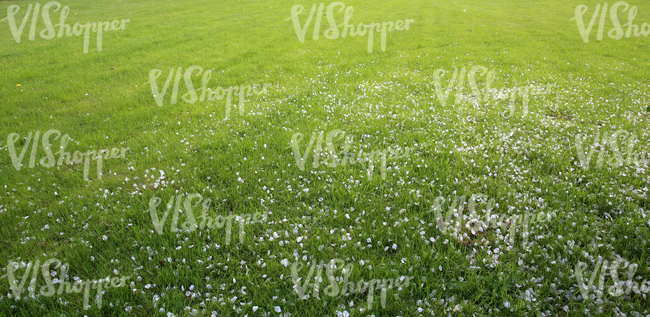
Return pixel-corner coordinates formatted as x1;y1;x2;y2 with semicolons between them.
1;0;650;316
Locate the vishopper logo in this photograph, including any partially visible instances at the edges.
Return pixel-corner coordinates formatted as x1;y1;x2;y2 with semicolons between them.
487;85;554;118
0;1;130;53
287;2;414;53
287;258;415;310
433;66;496;107
432;65;554;117
431;193;552;246
146;194;268;245
575;255;650;300
145;66;272;118
2;129;129;181
290;129;414;181
575;129;649;170
2;258;131;310
571;2;650;43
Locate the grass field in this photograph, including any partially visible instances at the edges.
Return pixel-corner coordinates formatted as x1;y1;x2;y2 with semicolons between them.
1;0;650;316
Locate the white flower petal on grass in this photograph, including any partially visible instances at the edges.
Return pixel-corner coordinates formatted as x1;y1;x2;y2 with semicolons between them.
281;259;289;267
274;306;281;313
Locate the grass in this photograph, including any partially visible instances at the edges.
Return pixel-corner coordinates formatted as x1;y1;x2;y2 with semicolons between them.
0;0;650;316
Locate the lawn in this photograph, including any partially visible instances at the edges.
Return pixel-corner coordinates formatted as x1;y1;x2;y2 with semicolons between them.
0;0;650;316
